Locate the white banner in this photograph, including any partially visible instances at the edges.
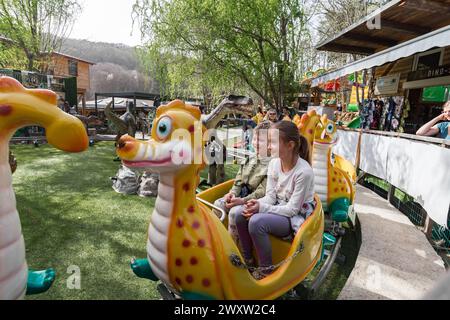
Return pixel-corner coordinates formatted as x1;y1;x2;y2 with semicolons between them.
335;130;450;227
359;133;389;180
333;130;360;166
389;141;450;228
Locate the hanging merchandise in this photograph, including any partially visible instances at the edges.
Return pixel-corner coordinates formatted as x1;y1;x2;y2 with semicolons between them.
360;99;375;130
371;100;384;130
380;96;405;132
359;99;385;130
355;97;406;131
398;99;411;133
324;80;340;92
348;85;369;112
379;99;388;130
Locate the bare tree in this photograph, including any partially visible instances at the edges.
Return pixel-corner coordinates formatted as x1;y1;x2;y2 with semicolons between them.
315;0;385;68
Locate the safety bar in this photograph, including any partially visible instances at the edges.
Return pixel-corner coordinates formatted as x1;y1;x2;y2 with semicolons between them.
196;197;227;222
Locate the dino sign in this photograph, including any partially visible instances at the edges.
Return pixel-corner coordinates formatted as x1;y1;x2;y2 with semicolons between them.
117;100;324;300
0;76;88;300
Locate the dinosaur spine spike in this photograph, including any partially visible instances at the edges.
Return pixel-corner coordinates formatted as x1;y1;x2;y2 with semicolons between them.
0;77;57;105
157;100;201;120
307;109;318;117
28;89;57;105
0;77;25;93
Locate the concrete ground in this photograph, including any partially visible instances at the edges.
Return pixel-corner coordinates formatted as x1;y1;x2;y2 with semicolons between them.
338;185;446;300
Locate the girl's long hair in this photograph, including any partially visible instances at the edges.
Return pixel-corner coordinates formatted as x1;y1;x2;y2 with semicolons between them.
272;121;310;164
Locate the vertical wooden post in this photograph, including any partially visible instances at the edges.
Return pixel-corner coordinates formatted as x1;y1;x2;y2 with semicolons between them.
387;184;395;204
95;93;98;114
369;67;377;98
354;71;360;107
75;93;79;114
355;129;363;169
82;93;86;116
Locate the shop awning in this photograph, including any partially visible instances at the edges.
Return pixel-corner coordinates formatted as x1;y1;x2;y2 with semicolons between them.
316;0;450;55
311;25;450;87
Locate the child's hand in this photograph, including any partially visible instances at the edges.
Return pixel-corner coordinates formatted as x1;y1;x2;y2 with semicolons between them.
226;197;245;209
225;192;235;203
243;201;260;219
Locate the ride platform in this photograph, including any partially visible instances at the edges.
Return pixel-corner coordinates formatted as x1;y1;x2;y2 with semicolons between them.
338;185;446;300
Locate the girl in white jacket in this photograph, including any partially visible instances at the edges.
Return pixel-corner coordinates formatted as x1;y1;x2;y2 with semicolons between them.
235;121;316;279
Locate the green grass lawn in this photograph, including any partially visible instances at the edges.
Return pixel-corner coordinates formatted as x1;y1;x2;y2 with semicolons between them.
12;142;158;300
10;141;355;300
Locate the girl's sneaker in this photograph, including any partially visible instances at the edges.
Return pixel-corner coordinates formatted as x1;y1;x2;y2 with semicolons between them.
244;258;256;272
252;267;274;280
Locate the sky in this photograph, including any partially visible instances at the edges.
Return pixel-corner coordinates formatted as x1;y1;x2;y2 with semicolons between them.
69;0;143;47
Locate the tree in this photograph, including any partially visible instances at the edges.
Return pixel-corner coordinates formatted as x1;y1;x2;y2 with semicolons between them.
136;45;251;108
0;38;27;68
0;0;81;71
133;0;320;110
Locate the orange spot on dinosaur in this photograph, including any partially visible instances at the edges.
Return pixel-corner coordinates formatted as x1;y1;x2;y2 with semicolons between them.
202;279;211;287
198;239;206;248
0;105;12;116
182;239;191;248
190;257;199;265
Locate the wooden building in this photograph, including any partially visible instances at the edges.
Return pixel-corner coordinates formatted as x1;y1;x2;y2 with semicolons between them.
47;52;95;112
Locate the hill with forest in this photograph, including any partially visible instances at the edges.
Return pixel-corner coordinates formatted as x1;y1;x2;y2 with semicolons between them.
60;38;158;100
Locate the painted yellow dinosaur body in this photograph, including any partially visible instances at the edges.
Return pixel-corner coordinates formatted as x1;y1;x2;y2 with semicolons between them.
0;76;88;299
117;100;324;300
297;110;355;221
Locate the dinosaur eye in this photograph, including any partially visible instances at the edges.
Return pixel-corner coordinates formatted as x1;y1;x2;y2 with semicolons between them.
326;123;335;134
156;117;172;140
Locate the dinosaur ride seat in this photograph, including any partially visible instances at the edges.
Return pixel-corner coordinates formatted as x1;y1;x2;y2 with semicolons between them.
197;180;324;271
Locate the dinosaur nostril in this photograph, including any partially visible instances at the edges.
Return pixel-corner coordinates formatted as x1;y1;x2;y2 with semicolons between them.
116;141;126;149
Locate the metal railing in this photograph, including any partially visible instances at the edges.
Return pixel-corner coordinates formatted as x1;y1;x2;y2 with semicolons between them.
0;68;65;91
339;126;450;148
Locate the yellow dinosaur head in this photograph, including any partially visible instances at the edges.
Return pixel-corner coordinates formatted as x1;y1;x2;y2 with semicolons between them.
315;114;338;145
0;76;88;152
117;100;205;174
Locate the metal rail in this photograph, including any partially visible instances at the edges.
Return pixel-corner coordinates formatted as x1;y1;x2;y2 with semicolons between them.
196;197;227;222
309;235;343;296
338;127;450;147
